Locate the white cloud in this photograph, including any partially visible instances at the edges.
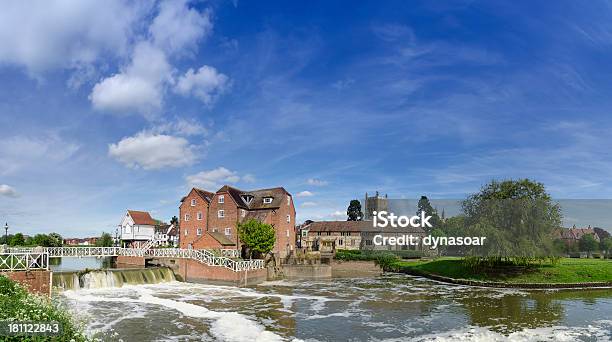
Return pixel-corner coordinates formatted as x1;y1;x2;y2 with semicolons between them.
151;118;209;137
90;42;171;115
0;135;79;175
330;210;346;220
301;201;317;207
242;174;256;183
174;66;229;105
0;1;147;75
90;0;219;115
186;167;246;189
108;132;196;170
307;178;328;186
0;185;17;198
296;190;314;197
149;0;212;56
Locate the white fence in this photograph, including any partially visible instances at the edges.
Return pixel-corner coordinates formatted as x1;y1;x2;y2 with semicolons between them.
0;252;48;271
1;247;264;272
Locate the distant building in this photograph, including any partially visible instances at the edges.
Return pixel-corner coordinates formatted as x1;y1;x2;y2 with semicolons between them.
300;220;426;253
63;237;99;246
179;185;296;258
363;191;389;220
154;224;179;247
553;226;601;247
120;210;158;248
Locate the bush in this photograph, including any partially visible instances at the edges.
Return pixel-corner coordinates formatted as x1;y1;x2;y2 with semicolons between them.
0;275;87;341
374;254;399;271
591;253;601;259
334;249;423;261
569;252;581;258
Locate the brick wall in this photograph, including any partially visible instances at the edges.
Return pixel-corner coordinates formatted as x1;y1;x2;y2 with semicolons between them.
179;190;210;249
4;270;52;296
208;191;240;243
116;256;146;266
158;258;267;286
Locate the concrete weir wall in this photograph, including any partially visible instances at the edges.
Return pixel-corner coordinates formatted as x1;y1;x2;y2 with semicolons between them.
150;258;267;286
282;264;332;279
4;270;52;296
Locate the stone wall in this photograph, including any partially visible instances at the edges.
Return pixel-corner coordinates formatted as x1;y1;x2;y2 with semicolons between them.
4;270;52;296
116;255;146;266
282;264;332;279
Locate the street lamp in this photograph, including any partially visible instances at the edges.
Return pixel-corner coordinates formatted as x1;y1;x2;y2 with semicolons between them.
4;223;8;245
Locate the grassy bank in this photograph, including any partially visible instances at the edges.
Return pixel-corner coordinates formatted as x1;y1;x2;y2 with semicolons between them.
334;249;423;261
392;257;612;284
0;275;87;341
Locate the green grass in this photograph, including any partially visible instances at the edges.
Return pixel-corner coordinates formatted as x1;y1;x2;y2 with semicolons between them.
394;258;612;284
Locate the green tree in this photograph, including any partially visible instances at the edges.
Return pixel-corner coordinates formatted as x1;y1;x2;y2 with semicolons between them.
237;219;276;258
347;200;363;221
602;237;612;258
48;232;63;247
9;233;25;246
579;234;598;257
461;179;561;265
416;196;441;232
96;232;114;247
32;234;51;247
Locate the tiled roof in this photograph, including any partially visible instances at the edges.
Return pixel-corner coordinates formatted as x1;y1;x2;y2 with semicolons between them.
209;232;236;246
304;220;426;234
217;185;289;210
128;210;157;226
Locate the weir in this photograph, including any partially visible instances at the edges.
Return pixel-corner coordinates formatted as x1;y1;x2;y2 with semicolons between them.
52;267;176;290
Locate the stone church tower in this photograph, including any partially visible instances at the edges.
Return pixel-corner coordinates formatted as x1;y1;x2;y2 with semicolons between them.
363;191;389;220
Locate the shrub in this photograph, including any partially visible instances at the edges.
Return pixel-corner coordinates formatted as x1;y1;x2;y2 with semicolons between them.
591;253;601;259
373;253;399;272
0;275;88;341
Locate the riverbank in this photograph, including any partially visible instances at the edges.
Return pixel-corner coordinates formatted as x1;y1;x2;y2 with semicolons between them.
0;275;87;341
392;257;612;288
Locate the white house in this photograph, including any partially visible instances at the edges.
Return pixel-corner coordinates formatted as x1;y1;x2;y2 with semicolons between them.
120;210;157;248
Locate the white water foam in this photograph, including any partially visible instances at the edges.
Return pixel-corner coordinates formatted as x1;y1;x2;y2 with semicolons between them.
63;285;285;342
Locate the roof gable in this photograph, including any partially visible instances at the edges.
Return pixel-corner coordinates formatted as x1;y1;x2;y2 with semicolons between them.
128;210;157;226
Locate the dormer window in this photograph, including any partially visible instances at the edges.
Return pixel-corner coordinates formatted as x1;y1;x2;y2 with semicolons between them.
263;197;273;204
241;195;254;204
218;195;224;203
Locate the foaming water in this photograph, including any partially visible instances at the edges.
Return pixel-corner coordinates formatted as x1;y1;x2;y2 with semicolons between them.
56;274;612;341
53;267;175;290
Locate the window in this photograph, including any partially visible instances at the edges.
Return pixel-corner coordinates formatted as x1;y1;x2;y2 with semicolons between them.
326;232;331;236
184;229;188;236
301;230;308;237
212;228;218;232
287;196;290;206
286;230;290;237
218;195;224;203
190;199;196;206
197;228;202;236
184;214;190;221
242;195;254;204
197;212;203;220
241;209;246;217
218;210;225;218
286;215;290;223
263;197;273;204
317;232;322;236
338;239;343;246
225;227;231;236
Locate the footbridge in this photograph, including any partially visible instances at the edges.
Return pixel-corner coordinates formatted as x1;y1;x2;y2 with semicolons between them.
1;247;265;272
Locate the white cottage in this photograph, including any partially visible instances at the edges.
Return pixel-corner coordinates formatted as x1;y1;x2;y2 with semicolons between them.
120;210;157;248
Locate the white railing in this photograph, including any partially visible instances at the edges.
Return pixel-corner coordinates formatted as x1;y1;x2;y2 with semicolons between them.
220;249;241;258
0;252;48;271
2;247;265;272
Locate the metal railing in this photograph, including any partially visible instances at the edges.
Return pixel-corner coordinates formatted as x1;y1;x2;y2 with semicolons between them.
0;252;49;271
220;249;241;258
1;247;264;272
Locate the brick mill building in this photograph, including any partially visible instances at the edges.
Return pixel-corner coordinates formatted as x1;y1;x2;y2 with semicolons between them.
179;185;296;258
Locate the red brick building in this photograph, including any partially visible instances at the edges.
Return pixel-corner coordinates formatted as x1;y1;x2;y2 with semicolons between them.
179;185;296;258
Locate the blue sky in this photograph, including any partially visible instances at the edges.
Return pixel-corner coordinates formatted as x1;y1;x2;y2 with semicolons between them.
2;0;612;236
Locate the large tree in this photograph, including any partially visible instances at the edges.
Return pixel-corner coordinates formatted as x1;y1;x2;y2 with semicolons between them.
579;234;598;257
237;219;276;259
416;196;441;232
461;179;561;264
9;233;25;246
347;200;363;221
96;232;114;247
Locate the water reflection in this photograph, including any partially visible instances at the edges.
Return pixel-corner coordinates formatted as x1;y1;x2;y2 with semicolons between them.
49;257;114;272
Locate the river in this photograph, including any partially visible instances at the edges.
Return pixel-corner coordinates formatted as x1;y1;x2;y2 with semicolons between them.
53;267;612;341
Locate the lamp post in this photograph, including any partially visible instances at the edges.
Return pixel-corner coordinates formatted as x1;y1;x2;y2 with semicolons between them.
4;223;8;245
